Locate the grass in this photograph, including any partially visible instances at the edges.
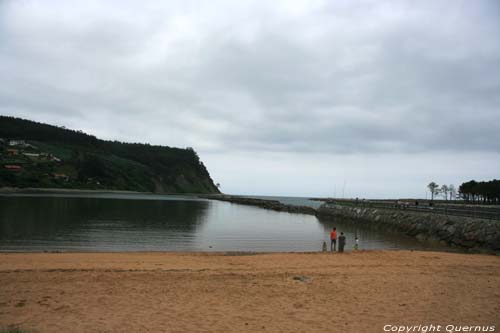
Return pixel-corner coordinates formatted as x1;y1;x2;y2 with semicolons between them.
0;328;30;333
29;141;73;160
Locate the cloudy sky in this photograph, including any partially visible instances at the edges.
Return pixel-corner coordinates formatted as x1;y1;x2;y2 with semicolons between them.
1;0;499;198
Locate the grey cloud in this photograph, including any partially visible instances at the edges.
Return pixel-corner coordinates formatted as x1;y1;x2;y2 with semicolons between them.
0;0;499;156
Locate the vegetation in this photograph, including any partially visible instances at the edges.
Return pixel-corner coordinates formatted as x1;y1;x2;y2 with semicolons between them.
0;328;29;333
0;116;220;193
427;182;439;200
427;182;457;201
459;179;500;204
427;180;499;204
437;184;456;201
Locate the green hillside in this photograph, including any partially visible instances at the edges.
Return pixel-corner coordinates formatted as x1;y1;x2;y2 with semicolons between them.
0;116;220;194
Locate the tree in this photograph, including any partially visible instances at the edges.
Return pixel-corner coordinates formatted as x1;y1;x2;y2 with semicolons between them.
440;184;449;200
428;182;439;201
448;184;456;200
459;180;479;202
459;179;500;204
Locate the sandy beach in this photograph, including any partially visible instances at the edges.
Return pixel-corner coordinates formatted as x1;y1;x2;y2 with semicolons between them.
1;251;499;332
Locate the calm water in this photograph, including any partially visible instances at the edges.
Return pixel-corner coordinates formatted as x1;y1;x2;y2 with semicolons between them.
0;193;450;252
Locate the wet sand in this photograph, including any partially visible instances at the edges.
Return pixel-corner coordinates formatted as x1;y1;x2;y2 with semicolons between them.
1;251;499;332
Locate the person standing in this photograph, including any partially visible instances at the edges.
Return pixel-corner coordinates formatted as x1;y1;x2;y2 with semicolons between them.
338;232;346;253
330;227;337;252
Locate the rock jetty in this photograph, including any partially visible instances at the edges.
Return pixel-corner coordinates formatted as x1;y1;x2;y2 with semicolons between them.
200;195;500;252
318;203;500;252
199;195;317;215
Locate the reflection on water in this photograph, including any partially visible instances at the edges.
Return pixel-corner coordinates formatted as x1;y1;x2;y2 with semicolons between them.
314;217;443;251
0;193;451;252
242;195;323;209
0;196;209;251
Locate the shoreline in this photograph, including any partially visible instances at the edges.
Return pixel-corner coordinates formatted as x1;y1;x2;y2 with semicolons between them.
3;191;498;253
0;247;484;255
319;204;500;253
0;187;212;197
1;250;499;332
0;187;152;195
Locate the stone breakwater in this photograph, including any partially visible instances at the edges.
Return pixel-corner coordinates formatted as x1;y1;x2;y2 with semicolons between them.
318;204;500;252
201;195;500;252
200;195;317;215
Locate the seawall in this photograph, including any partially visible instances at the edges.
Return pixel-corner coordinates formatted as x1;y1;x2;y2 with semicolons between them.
317;204;500;252
199;195;317;215
201;195;500;252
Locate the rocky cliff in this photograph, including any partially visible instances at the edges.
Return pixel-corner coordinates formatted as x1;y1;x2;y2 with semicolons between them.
0;116;220;194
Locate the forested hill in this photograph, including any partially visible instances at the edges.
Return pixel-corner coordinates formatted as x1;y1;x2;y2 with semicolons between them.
0;116;220;194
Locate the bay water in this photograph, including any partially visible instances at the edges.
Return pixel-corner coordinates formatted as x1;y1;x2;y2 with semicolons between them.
0;193;449;252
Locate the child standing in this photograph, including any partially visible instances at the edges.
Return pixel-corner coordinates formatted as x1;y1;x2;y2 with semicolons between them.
338;232;346;252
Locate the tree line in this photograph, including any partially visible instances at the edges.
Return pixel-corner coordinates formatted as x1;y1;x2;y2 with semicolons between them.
427;182;456;201
427;180;500;204
458;180;500;204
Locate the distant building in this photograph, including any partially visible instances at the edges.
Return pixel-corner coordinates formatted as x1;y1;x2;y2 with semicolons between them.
7;140;36;149
9;140;26;147
38;153;61;162
48;154;61;162
23;153;40;159
6;149;19;155
87;178;101;185
4;165;22;171
52;173;69;181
